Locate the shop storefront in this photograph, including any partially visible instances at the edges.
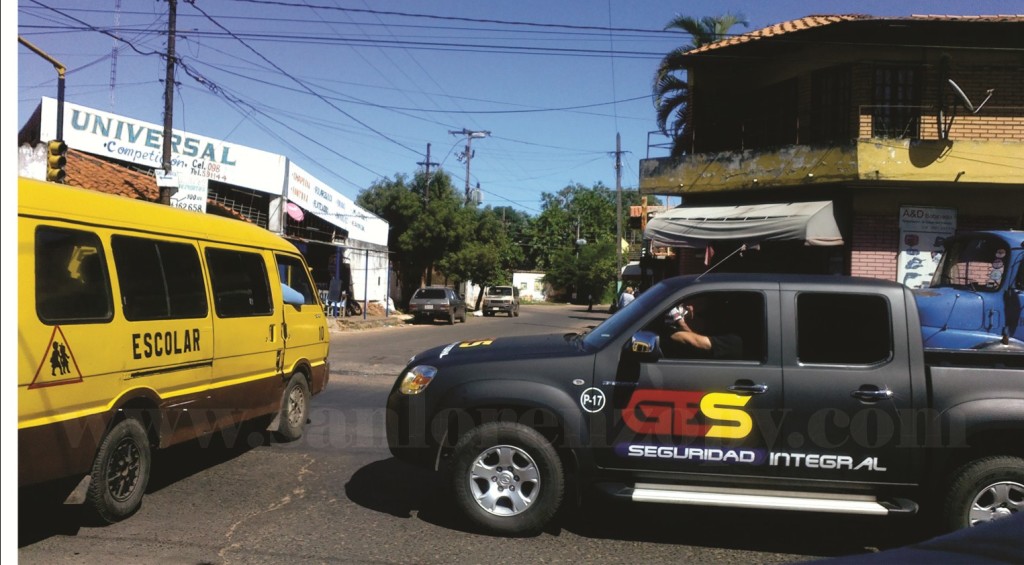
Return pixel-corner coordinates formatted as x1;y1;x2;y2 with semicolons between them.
23;97;391;307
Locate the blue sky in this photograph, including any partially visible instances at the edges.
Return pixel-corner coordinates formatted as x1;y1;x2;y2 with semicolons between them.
12;0;1020;215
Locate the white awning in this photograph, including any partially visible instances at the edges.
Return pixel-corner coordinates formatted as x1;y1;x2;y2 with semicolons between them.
644;201;844;247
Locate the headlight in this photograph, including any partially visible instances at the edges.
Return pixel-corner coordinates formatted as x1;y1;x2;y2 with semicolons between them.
398;365;437;395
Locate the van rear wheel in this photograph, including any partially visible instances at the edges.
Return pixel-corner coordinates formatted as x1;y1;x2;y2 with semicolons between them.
88;418;151;523
276;373;310;441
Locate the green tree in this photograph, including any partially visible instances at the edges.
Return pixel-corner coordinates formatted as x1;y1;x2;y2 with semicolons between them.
358;171;471;304
531;182;623;301
654;12;748;159
542;239;618;304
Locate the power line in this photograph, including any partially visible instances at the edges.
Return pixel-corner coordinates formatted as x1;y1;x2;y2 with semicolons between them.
186;1;421;156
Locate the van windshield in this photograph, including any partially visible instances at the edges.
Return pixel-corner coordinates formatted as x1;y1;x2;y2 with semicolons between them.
487;287;513;296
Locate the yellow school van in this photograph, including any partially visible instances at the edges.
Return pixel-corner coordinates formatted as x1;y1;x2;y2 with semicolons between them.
18;177;330;522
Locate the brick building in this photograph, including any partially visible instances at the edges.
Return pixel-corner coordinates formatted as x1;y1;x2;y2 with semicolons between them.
639;14;1023;286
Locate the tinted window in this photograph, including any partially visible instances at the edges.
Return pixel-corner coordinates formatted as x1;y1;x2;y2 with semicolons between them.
112;235;207;321
797;293;891;365
35;226;113;324
487;287;513;296
206;248;273;318
414;288;447;300
276;254;318;306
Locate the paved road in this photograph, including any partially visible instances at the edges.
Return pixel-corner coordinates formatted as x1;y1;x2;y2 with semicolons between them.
18;304;926;564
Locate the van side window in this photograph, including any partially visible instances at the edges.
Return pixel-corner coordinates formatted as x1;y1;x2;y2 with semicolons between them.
206;248;273;317
111;236;207;321
35;227;113;324
276;254;317;305
797;293;892;365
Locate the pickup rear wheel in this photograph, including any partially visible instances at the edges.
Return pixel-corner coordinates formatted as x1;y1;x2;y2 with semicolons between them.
87;417;151;523
451;422;564;536
942;456;1024;531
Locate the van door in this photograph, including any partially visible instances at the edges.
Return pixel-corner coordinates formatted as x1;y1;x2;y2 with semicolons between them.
275;252;329;394
204;245;283;426
110;234;215;440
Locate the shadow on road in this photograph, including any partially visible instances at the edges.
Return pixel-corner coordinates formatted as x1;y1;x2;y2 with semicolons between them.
18;419;270;548
344;457;474;533
345;458;929;555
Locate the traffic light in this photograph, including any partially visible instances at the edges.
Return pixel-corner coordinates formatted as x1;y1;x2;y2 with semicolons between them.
46;140;67;183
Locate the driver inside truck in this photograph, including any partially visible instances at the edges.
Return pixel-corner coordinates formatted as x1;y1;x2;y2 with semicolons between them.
661;300;744;360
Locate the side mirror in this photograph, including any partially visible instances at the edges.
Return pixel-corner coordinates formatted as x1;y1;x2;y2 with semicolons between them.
281;283;305;306
629;330;662;361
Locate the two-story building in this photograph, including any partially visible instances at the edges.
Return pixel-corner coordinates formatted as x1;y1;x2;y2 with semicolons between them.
639;14;1023;287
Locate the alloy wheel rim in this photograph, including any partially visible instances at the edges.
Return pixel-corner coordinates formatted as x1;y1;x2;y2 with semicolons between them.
467;444;541;516
969;480;1024;526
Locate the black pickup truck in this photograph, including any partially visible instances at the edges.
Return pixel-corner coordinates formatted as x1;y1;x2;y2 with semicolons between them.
386;274;1024;536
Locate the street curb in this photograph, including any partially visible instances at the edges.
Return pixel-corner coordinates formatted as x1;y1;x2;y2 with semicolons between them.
330;314;411;332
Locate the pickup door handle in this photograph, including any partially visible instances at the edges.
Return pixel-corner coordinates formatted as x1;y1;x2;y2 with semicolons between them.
850;387;894;401
727;383;768;395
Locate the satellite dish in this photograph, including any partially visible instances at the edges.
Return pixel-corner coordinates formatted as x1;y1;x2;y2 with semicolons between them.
948;79;994;114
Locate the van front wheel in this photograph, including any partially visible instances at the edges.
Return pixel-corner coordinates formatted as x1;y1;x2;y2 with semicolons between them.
88;418;151;523
276;374;310;441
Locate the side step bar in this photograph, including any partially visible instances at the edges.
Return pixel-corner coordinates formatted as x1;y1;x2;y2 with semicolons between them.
625;483;917;516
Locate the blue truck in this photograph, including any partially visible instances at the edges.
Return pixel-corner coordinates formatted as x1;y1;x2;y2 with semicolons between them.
915;230;1024;351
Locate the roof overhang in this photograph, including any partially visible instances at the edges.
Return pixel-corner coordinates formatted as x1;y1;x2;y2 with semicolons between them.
644;201;844;247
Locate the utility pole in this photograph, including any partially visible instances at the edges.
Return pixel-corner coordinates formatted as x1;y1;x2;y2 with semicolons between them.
159;0;178;205
615;132;623;286
417;142;438;206
449;128;489;205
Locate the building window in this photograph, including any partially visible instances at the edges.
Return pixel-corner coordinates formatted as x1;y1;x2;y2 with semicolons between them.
810;66;851;144
744;79;799;150
872;66;921;139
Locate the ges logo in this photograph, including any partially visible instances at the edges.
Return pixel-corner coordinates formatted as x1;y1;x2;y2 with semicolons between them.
623;390;752;439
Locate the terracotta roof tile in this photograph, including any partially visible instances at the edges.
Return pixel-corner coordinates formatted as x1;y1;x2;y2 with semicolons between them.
66;149;158;201
686;14;1023;55
64;149;252;223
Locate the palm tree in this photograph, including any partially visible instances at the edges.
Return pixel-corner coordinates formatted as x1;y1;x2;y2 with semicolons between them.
653;13;748;159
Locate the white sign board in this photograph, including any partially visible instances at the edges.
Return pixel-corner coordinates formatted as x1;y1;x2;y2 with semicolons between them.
38;97;286;194
169;174;209;213
287;163;389;246
898;206;957;288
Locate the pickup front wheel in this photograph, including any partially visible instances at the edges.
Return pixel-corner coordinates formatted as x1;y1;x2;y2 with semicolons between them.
942;456;1024;531
451;422;564;536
